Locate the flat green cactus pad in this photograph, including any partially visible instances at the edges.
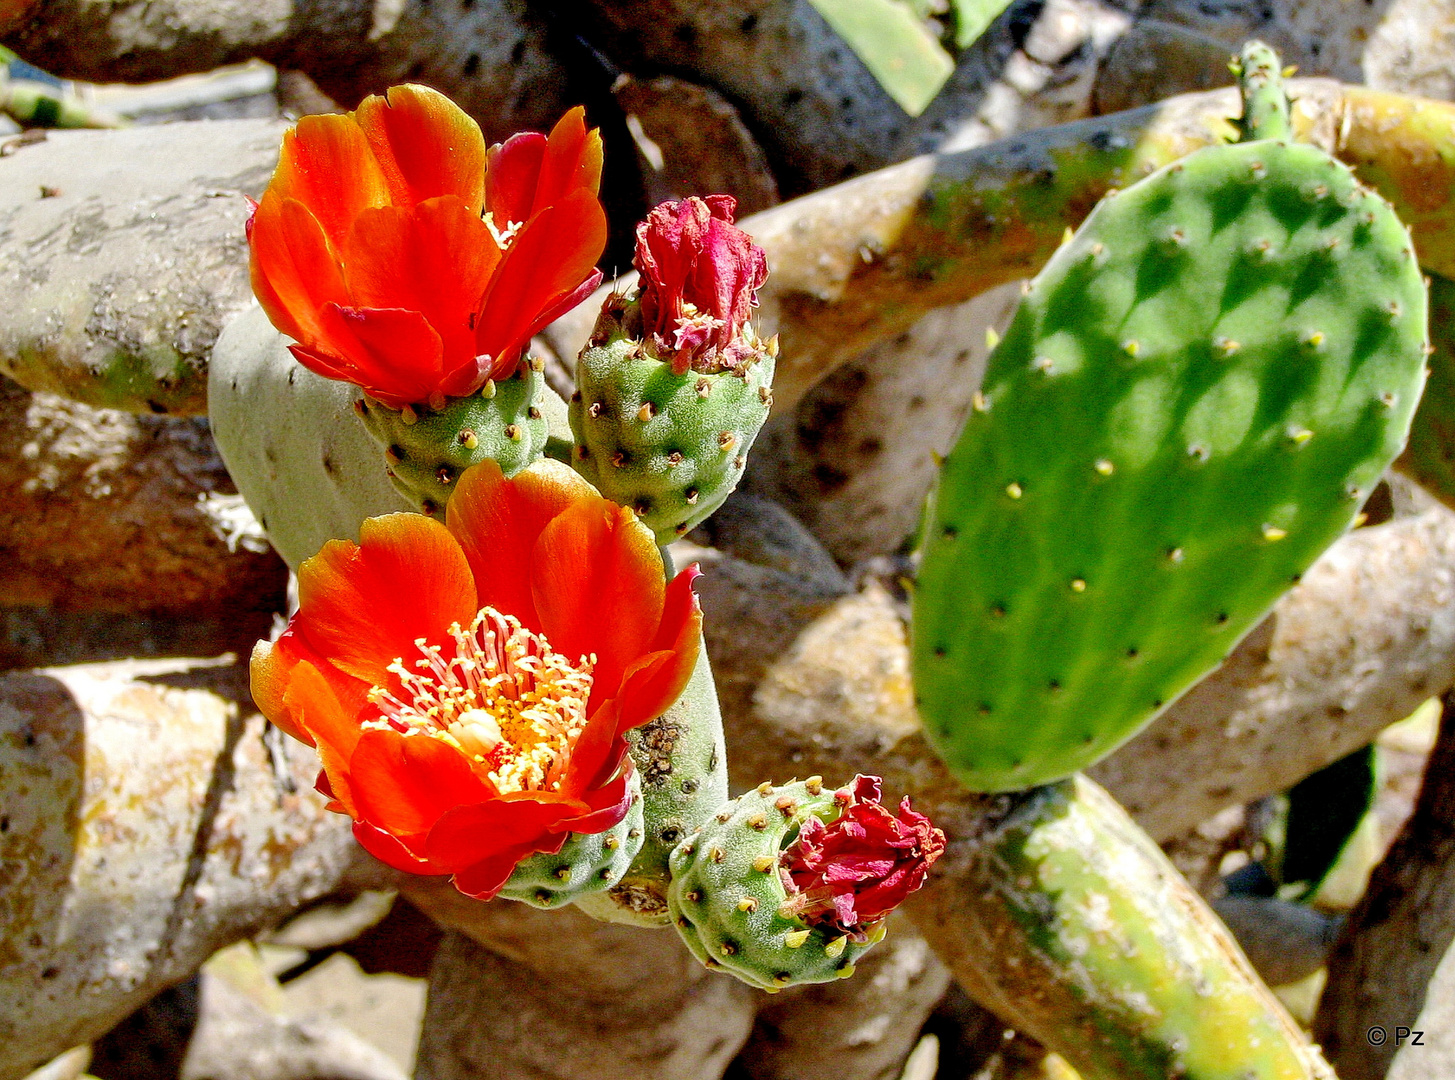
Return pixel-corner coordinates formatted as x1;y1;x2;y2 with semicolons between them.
913;138;1428;792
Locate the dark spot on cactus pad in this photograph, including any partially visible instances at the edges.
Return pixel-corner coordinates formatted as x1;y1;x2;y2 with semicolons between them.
1216;612;1230;624
978;703;992;715
421;499;439;517
686;889;703;903
386;444;405;462
660;825;683;844
534;889;554;905
1126;647;1139;659
681;778;698;794
1048;679;1061;692
322;454;335;476
942;524;958;538
933;645;947;656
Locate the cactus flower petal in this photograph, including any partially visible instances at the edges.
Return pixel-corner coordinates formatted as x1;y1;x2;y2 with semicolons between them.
248;86;606;409
635;194;769;375
249;461;700;900
779;775;945;935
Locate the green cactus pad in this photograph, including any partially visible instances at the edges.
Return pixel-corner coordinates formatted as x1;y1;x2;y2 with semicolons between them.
497;773;645;910
574;637;729;927
667;779;883;990
1395;272;1455;508
963;776;1326;1079
913;138;1428;792
570;302;775;545
356;364;549;515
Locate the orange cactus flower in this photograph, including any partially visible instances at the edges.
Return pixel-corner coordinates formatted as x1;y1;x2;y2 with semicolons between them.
247;85;607;410
250;459;701;900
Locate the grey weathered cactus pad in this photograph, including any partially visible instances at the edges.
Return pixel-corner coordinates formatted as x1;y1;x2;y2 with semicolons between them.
913;138;1428;792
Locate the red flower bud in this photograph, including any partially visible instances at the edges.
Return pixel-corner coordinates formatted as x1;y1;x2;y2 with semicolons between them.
634;195;769;375
779;775;945;936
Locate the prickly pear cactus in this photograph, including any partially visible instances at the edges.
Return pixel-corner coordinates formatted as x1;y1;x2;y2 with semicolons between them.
208;304;413;568
955;775;1326;1080
912;50;1429;791
667;778;881;990
1395;272;1455;509
570;297;775;545
356;362;551;516
498;774;646;909
574;640;729;926
209;305;574;568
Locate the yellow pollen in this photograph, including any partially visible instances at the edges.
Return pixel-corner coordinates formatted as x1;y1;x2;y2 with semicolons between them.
364;607;595;794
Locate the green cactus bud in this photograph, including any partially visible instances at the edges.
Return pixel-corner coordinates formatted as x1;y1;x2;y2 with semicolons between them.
668;779;875;990
498;772;646;910
574;637;729;927
1233;41;1291;143
570;298;775;545
913;125;1428;791
355;361;550;517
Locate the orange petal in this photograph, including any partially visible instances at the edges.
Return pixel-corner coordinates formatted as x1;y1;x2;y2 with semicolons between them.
424;795;579;868
354;85;487;215
353;820;454;876
531;495;665;700
451;844;543;899
560;697;622;795
349;729;491;838
474;189;608;381
284;657;372;817
445;459;599;634
342;199;499;376
615;570;703;729
484;130;546;230
269;115;390;248
316;304;446;408
248;194;348;347
531;106;604;216
250;636;311;746
294;516;478;688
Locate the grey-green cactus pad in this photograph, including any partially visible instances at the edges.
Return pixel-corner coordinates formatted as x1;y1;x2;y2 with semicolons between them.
498;773;645;910
913;139;1428;792
357;367;549;515
668;779;881;990
571;322;774;545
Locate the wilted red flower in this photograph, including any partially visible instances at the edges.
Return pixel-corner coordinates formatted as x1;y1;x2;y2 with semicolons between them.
779;775;945;936
250;459;701;900
248;85;607;409
634;194;769;375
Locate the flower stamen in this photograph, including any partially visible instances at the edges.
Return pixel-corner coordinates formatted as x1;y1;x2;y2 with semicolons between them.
365;608;595;793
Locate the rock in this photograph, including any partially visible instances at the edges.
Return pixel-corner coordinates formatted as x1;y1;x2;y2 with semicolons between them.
0;118;286;414
1210;896;1343;988
741;913;951;1080
745;283;1021;565
685;492;849;591
1388;936;1455;1080
409;902;756;1080
0;657;386;1080
612;74;779;214
0;375;286;626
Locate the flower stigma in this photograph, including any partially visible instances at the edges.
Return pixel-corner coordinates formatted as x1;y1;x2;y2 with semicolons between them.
366;608;595;793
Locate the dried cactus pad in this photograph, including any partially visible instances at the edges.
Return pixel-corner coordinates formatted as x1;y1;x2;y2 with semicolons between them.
913;138;1428;792
667;779;882;990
